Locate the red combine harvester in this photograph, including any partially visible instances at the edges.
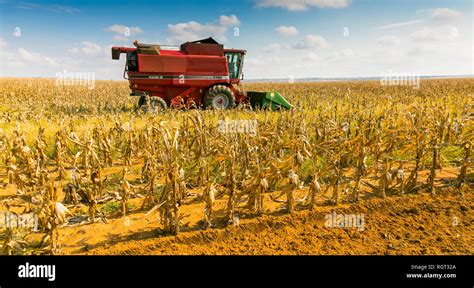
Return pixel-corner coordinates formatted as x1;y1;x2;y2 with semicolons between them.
111;37;291;111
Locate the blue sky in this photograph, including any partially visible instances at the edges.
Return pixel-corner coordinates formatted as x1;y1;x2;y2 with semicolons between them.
0;0;472;79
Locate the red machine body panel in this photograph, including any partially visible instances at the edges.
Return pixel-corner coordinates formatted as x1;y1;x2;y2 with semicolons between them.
137;53;228;76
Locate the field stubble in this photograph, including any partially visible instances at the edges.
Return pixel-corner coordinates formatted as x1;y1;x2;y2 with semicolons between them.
0;78;472;255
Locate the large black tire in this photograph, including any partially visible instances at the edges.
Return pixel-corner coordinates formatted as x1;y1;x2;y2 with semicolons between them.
139;96;167;113
138;95;146;107
203;85;235;109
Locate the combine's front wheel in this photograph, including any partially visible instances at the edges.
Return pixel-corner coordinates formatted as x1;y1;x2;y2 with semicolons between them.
204;85;235;109
139;96;167;113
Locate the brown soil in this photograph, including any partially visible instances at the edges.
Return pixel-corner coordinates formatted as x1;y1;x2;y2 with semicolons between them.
52;168;472;255
1;167;472;255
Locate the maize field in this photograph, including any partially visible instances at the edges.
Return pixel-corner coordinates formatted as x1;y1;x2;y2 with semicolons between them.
0;77;472;255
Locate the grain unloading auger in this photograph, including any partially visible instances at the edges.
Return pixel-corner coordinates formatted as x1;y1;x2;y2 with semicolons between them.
111;37;292;112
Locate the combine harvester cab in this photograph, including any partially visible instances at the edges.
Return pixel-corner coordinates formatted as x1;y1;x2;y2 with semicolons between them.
111;37;291;111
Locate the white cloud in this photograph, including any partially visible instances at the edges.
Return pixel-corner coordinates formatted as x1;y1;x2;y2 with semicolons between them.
303;52;320;62
44;57;59;66
0;40;20;70
168;21;226;42
410;28;439;42
376;19;424;30
19;48;42;63
106;24;143;39
14;3;79;13
275;26;299;36
167;15;240;43
1;48;25;69
341;48;354;57
219;15;240;26
430;8;462;24
246;58;265;65
69;41;102;56
375;8;462;30
113;35;131;42
407;44;435;56
293;34;328;49
15;3;40;10
82;41;101;56
268;56;281;64
322;48;355;62
2;43;125;78
2;55;25;68
16;48;59;67
48;5;80;13
263;43;281;53
376;36;400;47
256;0;349;11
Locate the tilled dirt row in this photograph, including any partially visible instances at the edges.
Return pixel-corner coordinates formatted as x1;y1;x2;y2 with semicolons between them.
78;193;472;255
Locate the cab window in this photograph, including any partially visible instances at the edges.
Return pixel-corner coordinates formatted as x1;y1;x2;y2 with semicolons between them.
225;52;243;79
127;51;138;71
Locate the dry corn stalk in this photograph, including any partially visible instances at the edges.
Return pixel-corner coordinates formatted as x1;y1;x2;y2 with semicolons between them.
453;141;472;196
285;169;298;213
307;173;321;210
427;142;439;195
37;177;71;254
121;168;131;216
202;181;215;229
0;78;472;255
